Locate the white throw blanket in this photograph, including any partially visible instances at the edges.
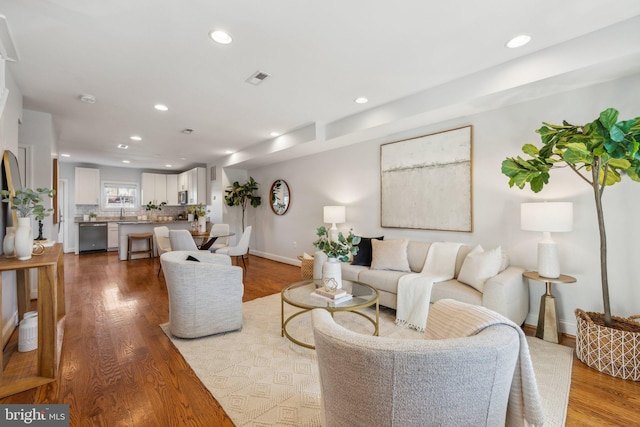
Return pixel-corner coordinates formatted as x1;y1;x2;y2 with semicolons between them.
395;242;462;332
426;299;546;427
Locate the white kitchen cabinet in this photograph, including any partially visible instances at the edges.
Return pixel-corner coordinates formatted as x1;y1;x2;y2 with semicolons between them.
166;174;178;205
75;167;100;205
187;167;206;204
178;171;189;191
107;223;119;251
141;173;168;205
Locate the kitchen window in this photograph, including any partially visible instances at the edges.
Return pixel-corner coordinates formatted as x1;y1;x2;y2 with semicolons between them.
102;181;138;209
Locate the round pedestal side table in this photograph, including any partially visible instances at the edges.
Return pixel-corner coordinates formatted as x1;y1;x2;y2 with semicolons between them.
523;271;576;343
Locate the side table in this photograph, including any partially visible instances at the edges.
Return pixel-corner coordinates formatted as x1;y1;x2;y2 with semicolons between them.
523;271;576;343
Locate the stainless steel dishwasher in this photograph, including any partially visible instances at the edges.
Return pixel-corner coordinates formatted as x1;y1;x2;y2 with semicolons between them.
79;222;108;253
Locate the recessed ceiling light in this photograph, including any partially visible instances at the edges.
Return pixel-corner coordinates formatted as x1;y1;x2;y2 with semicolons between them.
179;157;187;160
269;131;280;137
122;160;130;164
506;34;531;49
354;97;368;104
130;135;142;141
117;144;129;149
165;164;172;168
209;30;233;45
60;154;70;158
225;150;234;154
154;104;169;111
181;128;194;134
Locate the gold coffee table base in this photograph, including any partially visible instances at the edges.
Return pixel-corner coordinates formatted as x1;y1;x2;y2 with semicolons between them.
281;279;379;350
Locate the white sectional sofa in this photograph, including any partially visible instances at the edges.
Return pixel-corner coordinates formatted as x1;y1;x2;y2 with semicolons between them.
336;239;529;325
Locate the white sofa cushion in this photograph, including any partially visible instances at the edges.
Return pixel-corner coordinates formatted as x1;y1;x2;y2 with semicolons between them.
457;245;502;292
370;239;411;272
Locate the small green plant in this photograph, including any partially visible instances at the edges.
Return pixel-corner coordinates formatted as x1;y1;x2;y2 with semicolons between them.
145;201;166;211
312;226;361;262
0;187;55;218
187;202;209;218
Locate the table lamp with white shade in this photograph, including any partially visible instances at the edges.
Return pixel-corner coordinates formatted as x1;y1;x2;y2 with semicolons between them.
521;202;573;278
323;206;346;242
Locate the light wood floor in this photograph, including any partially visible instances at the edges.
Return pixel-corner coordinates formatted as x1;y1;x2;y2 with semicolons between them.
1;252;637;426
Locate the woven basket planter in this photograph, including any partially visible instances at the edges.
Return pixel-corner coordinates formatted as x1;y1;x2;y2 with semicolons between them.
575;309;640;381
298;255;314;280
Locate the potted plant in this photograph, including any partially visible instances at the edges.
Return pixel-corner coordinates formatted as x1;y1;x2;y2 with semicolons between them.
188;203;209;232
0;187;55;260
224;177;261;230
146;201;166;221
502;107;640;380
313;226;360;289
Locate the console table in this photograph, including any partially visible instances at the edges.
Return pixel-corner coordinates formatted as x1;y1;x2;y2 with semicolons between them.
523;271;576;343
0;243;65;397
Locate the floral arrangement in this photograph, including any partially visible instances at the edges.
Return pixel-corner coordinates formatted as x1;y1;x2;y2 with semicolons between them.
0;187;55;218
312;226;361;262
187;202;209;218
146;201;166;211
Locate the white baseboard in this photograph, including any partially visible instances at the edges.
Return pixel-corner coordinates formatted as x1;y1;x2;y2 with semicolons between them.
2;309;18;348
249;250;300;266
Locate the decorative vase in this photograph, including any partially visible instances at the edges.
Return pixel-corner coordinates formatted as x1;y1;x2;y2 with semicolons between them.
150;211;158;222
187;213;194;222
197;216;206;232
36;220;44;241
322;257;342;289
14;217;33;261
3;226;15;258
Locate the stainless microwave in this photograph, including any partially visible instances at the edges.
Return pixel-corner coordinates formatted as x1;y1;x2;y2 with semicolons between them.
178;191;188;205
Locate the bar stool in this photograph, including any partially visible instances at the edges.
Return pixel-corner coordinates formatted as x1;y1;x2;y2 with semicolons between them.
127;233;154;261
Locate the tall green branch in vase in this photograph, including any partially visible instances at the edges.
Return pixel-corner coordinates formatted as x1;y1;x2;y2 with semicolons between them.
224;177;261;230
501;108;640;327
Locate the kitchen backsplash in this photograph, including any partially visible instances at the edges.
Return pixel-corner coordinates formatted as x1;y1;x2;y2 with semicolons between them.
74;205;193;219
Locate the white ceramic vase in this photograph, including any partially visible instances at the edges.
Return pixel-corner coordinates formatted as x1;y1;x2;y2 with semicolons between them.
187;213;194;222
322;257;342;289
14;217;33;261
197;216;206;232
3;226;15;258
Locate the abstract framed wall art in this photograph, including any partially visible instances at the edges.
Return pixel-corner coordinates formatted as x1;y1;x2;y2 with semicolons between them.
380;125;473;232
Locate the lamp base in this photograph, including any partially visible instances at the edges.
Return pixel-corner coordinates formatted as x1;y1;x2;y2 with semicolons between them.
537;241;560;278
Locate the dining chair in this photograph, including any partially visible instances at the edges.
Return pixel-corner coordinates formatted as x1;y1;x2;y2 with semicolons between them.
207;223;230;252
154;226;172;276
215;226;252;271
169;229;201;251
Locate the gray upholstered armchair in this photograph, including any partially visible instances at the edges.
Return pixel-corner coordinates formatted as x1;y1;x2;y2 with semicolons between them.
160;250;243;338
311;298;540;427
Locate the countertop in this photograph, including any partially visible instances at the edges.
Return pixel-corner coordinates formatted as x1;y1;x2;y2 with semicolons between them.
75;217;189;224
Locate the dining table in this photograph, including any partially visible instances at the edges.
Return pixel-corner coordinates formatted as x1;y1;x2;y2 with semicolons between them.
190;230;235;250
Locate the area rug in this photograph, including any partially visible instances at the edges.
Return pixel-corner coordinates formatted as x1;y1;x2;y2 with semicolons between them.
161;294;573;426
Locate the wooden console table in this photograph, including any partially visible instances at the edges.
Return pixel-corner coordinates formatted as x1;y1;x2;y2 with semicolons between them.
0;243;65;397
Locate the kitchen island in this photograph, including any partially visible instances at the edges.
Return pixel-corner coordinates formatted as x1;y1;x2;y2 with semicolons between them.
117;220;203;260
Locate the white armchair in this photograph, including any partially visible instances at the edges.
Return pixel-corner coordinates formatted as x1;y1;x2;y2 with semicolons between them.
160;250;244;338
311;299;530;427
207;223;230;252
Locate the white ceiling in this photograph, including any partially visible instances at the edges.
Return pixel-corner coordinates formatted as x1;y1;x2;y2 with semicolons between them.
2;0;640;171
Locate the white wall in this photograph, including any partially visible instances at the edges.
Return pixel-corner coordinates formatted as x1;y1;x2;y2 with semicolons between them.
19;109;56;241
246;73;640;335
0;68;22;345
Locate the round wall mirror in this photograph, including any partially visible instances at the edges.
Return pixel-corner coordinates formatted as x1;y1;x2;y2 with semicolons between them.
270;179;291;215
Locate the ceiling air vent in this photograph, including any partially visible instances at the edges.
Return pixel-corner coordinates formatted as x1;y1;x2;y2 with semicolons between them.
246;70;271;86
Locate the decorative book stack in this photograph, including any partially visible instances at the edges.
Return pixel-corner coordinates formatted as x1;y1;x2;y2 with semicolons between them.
313;287;353;304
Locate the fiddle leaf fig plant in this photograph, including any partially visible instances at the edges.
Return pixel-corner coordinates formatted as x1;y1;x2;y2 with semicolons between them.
224;177;262;229
502;108;640;327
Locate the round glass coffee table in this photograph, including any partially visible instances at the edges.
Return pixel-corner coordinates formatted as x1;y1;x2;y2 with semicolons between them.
281;279;379;349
